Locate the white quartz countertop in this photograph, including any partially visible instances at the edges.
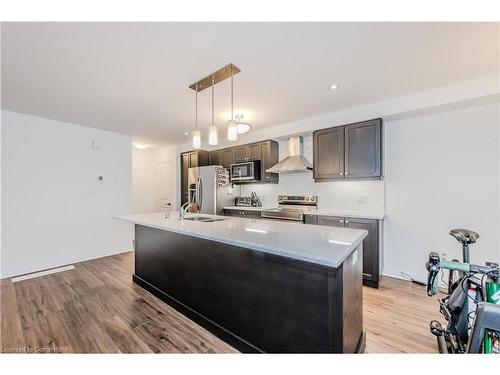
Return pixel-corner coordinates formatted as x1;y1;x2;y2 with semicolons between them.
223;206;272;211
306;210;385;220
115;212;367;268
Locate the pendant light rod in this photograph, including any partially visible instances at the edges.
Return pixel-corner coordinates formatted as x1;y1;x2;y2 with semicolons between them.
230;65;234;120
211;76;214;125
195;83;198;130
209;75;218;146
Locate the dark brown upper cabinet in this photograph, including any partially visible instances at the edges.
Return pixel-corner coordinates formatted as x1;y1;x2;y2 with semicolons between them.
235;145;249;162
221;148;236;169
313;126;344;180
208;150;221;166
248;143;262;161
234;143;263;162
260;140;279;183
313;118;383;181
345;119;382;178
180;150;209;206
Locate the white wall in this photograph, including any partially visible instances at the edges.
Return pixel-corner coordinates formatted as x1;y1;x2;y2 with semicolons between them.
243;135;385;215
1;110;133;278
132;145;178;214
132;148;157;213
383;103;500;281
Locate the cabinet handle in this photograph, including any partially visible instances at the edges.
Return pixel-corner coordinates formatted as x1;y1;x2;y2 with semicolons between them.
345;220;349;224
266;176;270;179
340;219;344;224
340;172;344;176
345;172;349;175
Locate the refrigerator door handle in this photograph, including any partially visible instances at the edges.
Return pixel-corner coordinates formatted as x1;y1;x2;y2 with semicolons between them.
197;176;203;211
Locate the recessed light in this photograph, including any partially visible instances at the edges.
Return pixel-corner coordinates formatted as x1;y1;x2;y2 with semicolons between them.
329;84;338;90
184;131;189;136
133;143;150;150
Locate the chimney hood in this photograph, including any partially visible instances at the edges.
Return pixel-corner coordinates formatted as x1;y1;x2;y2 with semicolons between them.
266;136;313;174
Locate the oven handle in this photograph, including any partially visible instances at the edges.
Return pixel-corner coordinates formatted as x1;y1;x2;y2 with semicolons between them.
260;212;303;221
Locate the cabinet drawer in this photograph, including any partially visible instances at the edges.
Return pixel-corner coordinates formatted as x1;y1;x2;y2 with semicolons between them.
224;209;262;219
303;214;318;225
317;215;345;227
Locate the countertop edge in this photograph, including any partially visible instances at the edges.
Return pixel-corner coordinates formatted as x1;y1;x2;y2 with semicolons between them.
115;216;367;268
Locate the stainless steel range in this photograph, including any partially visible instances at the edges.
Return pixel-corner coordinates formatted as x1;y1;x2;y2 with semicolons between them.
261;195;317;221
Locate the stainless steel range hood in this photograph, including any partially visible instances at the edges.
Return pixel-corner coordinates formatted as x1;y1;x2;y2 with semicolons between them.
266;136;313;174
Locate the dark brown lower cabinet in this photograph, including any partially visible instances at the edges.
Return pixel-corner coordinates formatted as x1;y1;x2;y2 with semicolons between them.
223;209;262;220
345;218;380;288
304;214;381;288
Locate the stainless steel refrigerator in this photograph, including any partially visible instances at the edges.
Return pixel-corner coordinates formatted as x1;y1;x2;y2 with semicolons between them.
188;165;234;215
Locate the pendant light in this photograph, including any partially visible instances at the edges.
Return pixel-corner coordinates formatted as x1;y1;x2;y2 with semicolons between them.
235;114;252;134
226;65;238;141
208;75;218;145
192;84;201;149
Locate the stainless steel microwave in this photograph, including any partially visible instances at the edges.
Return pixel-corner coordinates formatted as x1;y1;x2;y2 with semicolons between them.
230;161;261;182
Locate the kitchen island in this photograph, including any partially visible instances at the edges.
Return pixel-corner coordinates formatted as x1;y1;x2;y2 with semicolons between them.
115;212;368;353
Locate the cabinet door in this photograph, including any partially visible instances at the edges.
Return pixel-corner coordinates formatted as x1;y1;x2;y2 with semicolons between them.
345;217;379;284
209;150;221;166
313;127;345;180
235;145;249;162
248;143;262;160
304;214;318;225
221;148;236;168
261;140;279;183
317;215;345;228
181;153;190;205
224;209;261;219
189;151;198;167
344;119;382;179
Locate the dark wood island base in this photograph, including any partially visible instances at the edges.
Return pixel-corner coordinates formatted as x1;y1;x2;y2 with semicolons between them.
133;224;365;353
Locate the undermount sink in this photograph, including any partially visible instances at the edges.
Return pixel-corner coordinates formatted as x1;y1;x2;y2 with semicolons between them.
183;216;226;222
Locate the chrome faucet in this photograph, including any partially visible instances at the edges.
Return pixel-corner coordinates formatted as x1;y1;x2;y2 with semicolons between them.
179;202;196;220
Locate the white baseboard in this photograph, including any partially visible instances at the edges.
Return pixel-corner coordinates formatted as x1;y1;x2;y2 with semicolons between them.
382;267;427;284
12;265;75;283
1;248;132;280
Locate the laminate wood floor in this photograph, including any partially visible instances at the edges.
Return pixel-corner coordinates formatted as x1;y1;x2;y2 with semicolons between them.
0;252;442;354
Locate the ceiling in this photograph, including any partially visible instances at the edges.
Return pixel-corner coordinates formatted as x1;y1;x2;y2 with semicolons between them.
2;22;498;146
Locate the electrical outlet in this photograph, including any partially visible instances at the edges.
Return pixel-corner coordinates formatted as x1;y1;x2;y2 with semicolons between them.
441;252;448;260
357;196;367;204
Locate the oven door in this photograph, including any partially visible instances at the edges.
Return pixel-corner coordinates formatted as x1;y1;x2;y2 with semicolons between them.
230;162;258;181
